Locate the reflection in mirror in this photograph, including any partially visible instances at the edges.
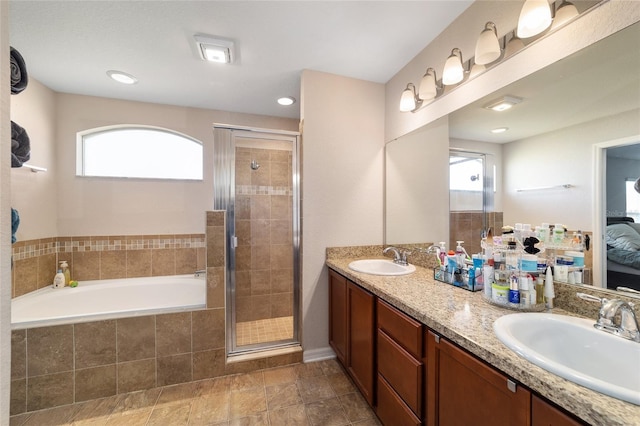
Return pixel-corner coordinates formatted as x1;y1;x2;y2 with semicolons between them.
385;23;640;296
605;144;640;291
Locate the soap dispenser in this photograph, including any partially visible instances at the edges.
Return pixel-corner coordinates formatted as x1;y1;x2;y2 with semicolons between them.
60;261;70;285
53;269;65;289
455;241;466;268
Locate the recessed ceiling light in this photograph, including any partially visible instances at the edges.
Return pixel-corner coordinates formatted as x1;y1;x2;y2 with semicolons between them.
194;34;234;64
107;70;138;85
484;96;523;112
277;97;296;106
491;127;509;133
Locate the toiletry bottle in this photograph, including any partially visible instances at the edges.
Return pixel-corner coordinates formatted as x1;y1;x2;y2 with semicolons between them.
483;264;494;298
505;241;518;270
438;242;447;265
455;241;466;268
544;266;555;308
527;274;537;306
535;275;545;304
508;273;520;304
53;269;65;289
519;274;530;307
553;223;565;245
60;261;70;285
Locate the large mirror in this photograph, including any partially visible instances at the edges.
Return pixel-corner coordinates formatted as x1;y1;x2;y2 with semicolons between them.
385;22;640;294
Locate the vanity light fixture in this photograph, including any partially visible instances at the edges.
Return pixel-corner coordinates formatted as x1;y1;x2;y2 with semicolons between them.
517;0;552;38
491;127;509;133
552;0;579;29
194;34;235;63
475;22;501;65
106;70;138;85
399;83;421;112
484;96;523;112
277;96;296;106
418;68;441;101
442;48;465;86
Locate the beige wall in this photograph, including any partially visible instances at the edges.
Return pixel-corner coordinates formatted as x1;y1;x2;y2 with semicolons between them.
300;70;385;359
10;79;58;241
503;108;640;230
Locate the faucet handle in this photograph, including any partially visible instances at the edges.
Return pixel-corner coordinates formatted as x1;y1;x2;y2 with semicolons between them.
577;292;606;304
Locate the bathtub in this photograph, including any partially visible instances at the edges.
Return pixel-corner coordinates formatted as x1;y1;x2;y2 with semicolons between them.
11;274;207;330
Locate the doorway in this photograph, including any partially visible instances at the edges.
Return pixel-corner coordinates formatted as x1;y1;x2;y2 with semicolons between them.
449;149;497;255
214;126;301;355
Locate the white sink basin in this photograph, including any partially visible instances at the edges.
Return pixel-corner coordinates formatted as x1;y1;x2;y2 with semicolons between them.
493;313;640;405
348;259;416;276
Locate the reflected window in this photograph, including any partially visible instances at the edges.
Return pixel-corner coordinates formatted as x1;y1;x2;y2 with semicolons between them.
626;179;640;222
77;126;203;180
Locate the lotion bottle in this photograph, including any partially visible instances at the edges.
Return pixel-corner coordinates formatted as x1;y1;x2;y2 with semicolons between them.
53;269;65;289
455;241;466;268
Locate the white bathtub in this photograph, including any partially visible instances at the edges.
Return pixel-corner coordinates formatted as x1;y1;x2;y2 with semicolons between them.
11;274;207;330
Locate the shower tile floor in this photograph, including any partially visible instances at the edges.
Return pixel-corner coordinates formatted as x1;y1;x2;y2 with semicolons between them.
236;316;294;346
9;359;380;426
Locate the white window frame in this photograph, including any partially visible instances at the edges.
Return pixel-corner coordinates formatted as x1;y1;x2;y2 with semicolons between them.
76;125;204;180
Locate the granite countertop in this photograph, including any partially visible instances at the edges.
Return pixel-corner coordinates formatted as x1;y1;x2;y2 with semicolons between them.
326;255;640;426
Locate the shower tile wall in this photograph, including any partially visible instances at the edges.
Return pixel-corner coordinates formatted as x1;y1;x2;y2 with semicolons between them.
449;211;503;255
11;234;206;298
235;147;293;323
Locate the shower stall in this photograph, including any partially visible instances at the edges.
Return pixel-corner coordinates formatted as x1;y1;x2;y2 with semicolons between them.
213;125;301;355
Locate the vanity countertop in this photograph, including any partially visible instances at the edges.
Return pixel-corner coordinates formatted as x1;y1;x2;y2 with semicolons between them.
326;256;640;426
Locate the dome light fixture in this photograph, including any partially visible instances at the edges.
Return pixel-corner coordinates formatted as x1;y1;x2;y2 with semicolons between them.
484;96;523;112
517;0;552;38
475;22;501;65
399;83;420;112
106;70;138;85
442;48;465;86
277;96;296;106
418;68;440;101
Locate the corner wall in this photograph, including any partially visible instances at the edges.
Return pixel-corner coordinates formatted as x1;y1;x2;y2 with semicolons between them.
300;70;385;359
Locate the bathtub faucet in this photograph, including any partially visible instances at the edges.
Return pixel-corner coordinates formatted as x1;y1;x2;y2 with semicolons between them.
194;270;206;278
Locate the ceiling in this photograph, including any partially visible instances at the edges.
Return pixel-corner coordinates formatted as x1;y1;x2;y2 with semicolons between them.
449;21;640;144
8;1;473;120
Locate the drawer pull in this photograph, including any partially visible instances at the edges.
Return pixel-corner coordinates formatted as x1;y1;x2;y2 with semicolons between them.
507;378;517;393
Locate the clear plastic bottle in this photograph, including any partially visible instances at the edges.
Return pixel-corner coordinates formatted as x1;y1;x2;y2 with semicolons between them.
455;241;466;268
438;242;447;265
53;269;65;288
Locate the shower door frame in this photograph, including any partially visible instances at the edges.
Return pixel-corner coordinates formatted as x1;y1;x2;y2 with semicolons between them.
213;124;301;356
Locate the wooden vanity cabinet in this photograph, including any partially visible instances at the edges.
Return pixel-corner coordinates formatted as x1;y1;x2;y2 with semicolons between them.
376;299;424;425
532;395;586;426
328;269;375;405
425;330;531;426
329;269;348;365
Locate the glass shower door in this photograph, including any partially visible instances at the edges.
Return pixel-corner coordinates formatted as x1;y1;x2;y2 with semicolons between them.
214;126;300;355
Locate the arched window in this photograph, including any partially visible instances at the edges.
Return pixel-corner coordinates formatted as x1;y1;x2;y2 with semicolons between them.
77;126;203;180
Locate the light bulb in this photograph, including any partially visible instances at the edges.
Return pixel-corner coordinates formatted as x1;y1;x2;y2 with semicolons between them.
517;0;552;38
475;22;501;65
418;68;438;101
399;84;417;112
442;49;464;86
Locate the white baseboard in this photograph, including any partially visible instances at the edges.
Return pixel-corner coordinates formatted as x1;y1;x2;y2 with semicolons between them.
303;346;336;363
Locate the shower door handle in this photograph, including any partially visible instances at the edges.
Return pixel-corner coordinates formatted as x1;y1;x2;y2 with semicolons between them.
232;236;238;248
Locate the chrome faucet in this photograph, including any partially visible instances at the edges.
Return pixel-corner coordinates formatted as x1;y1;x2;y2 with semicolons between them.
577;293;640;343
383;246;410;265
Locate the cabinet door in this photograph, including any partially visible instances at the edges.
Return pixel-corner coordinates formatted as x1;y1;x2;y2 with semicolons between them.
328;269;348;366
347;280;376;406
532;395;585;426
426;330;531;426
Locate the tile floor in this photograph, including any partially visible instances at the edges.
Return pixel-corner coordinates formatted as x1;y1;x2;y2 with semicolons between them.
9;359;380;426
236;316;294;346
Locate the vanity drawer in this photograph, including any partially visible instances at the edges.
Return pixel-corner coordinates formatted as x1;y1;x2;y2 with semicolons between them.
376;374;421;426
377;329;423;416
377;299;423;358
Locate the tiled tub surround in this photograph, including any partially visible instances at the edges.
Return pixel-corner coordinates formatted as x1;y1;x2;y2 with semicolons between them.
450;211;503;256
234;146;294;324
11;212;302;416
326;248;640;426
11;234;206;298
